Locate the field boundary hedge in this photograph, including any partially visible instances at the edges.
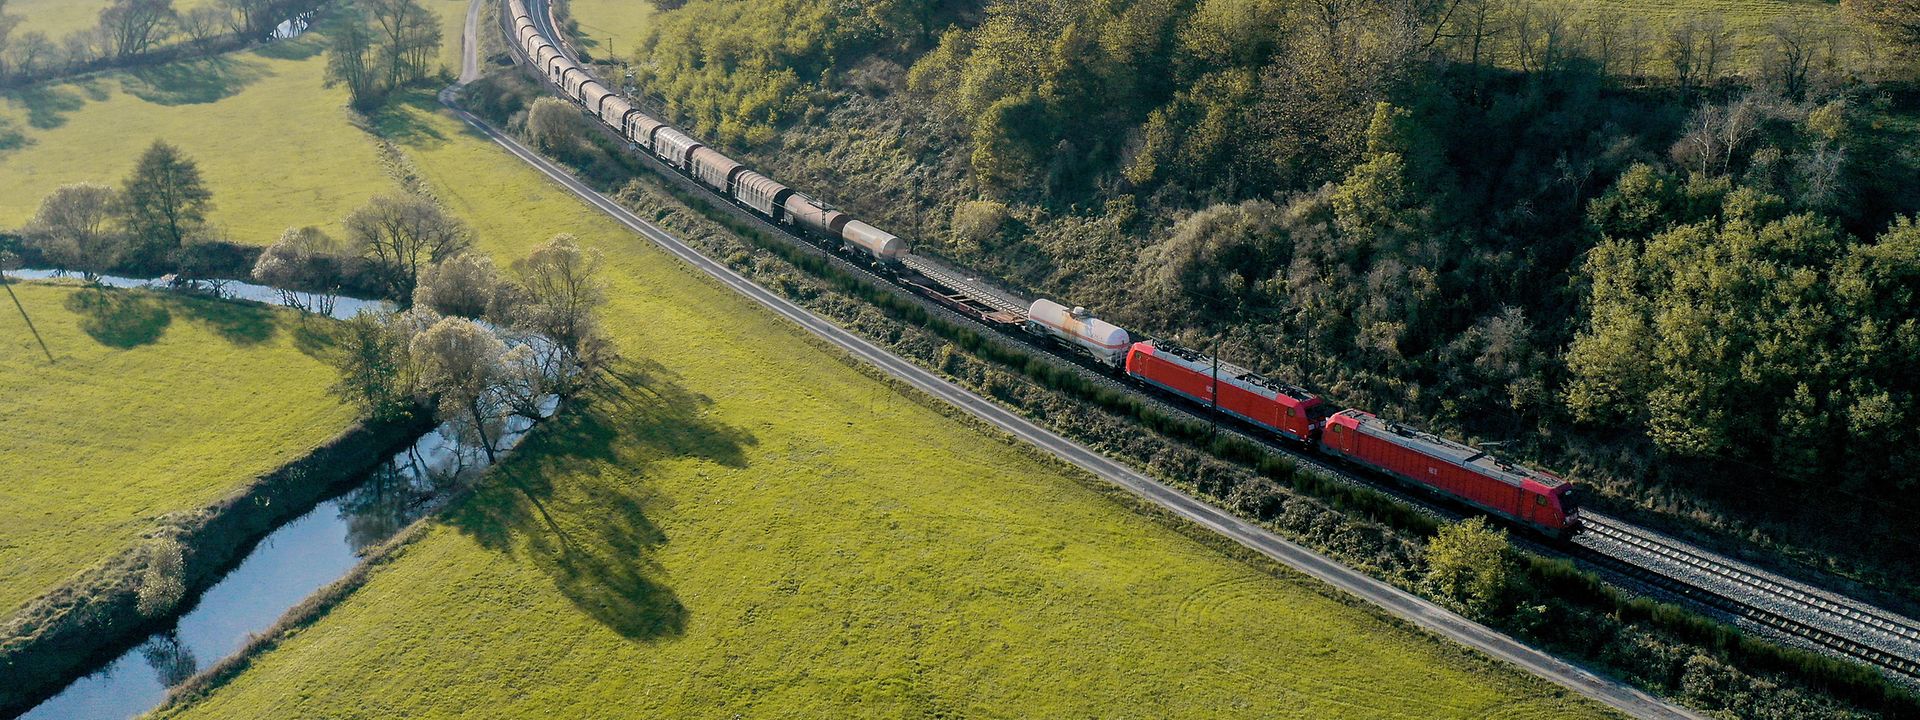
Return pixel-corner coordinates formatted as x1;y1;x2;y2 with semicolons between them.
0;413;432;715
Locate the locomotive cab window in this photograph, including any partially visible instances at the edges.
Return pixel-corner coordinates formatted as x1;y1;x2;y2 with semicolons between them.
1535;494;1548;506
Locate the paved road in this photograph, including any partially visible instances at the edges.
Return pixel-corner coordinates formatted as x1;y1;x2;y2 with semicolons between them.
453;5;1702;718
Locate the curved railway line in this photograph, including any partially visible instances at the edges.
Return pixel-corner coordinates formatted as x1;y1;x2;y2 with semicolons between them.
489;0;1918;699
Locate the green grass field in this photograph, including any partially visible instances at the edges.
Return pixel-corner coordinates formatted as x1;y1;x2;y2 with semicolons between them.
559;0;655;62
1557;0;1842;69
147;92;1619;719
0;280;356;616
0;27;398;244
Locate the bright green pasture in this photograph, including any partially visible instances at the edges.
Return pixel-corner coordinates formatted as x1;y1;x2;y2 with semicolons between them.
0;280;355;616
1559;0;1844;68
153;95;1618;719
0;27;398;244
8;0;217;42
558;0;655;62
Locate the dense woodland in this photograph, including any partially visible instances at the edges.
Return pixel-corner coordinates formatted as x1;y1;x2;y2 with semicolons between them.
593;0;1920;578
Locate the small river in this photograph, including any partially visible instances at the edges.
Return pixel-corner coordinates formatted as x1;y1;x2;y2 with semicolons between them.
8;269;389;321
9;270;552;720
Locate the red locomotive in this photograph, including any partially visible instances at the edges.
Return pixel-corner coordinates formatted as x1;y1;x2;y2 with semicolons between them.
1319;409;1579;535
1124;341;1328;442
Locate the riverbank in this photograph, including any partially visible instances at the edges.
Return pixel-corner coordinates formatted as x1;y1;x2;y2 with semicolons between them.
0;410;431;715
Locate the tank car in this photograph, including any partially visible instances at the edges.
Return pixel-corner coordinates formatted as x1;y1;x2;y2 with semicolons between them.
1026;300;1130;367
1125;341;1327;442
1319;409;1580;535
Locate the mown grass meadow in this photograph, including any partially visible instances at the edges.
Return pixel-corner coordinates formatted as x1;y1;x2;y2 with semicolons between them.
0;280;356;616
0;25;398;244
149;93;1621;719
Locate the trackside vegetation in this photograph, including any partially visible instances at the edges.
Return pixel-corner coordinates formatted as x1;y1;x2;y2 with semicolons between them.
147;92;1620;719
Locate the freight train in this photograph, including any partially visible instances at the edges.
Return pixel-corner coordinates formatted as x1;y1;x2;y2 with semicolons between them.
504;0;1582;537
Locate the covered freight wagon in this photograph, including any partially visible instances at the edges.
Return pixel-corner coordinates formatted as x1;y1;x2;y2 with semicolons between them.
1318;409;1578;534
1124;341;1327;442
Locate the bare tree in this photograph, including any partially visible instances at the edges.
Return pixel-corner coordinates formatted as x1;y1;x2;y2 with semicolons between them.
253;226;343;314
179;5;228;45
345;193;473;303
0;0;21;79
1846;0;1920;62
365;0;441;89
324;2;379;109
1761;18;1814;97
121;140;212;268
510;233;612;390
5;30;51;80
61;29;100;69
412;316;507;461
100;0;176;59
25;183;123;281
414;252;502;319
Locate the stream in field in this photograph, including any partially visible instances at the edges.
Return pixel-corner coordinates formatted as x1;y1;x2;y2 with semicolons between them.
7;269;389;321
9;269;555;720
16;403;552;720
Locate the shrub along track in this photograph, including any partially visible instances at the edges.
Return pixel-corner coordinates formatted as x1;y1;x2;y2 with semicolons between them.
469;3;1697;717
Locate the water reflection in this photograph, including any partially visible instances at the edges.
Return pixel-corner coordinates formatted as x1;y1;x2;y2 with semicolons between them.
20;400;555;720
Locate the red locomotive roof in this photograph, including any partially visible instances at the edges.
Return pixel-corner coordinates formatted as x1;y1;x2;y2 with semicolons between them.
1133;341;1321;406
1329;409;1567;489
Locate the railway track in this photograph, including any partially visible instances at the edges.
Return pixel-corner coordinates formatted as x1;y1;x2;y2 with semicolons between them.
501;0;1920;687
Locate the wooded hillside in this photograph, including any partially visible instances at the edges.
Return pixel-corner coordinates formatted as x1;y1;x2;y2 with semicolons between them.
590;0;1920;586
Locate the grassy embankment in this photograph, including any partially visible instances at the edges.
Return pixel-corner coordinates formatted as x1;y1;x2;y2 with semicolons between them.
0;25;397;244
1555;0;1842;68
558;0;655;62
0;280;356;616
150;92;1619;718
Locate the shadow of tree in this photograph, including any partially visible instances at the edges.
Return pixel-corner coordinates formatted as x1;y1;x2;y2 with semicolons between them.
63;287;171;348
6;85;86;130
290;317;340;359
445;358;757;642
175;294;278;345
252;29;327;61
120;56;269;106
367;92;449;149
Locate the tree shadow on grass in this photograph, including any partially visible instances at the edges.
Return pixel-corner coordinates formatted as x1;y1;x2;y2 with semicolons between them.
120;56;269;106
63;287;171;348
290;317;340;359
445;358;757;642
252;29;327;62
366;92;448;149
5;85;86;130
175;295;278;346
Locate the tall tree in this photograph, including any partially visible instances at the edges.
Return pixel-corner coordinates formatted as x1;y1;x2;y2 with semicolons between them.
26;183;123;281
121;140;211;268
511;234;611;388
365;0;440;90
324;2;380;109
411;316;506;461
100;0;175;59
345;193;473;303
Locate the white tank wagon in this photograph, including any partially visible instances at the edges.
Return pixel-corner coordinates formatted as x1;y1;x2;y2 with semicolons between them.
689;147;743;193
780;192;848;238
652;126;703;169
1026;299;1131;367
839;220;904;262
